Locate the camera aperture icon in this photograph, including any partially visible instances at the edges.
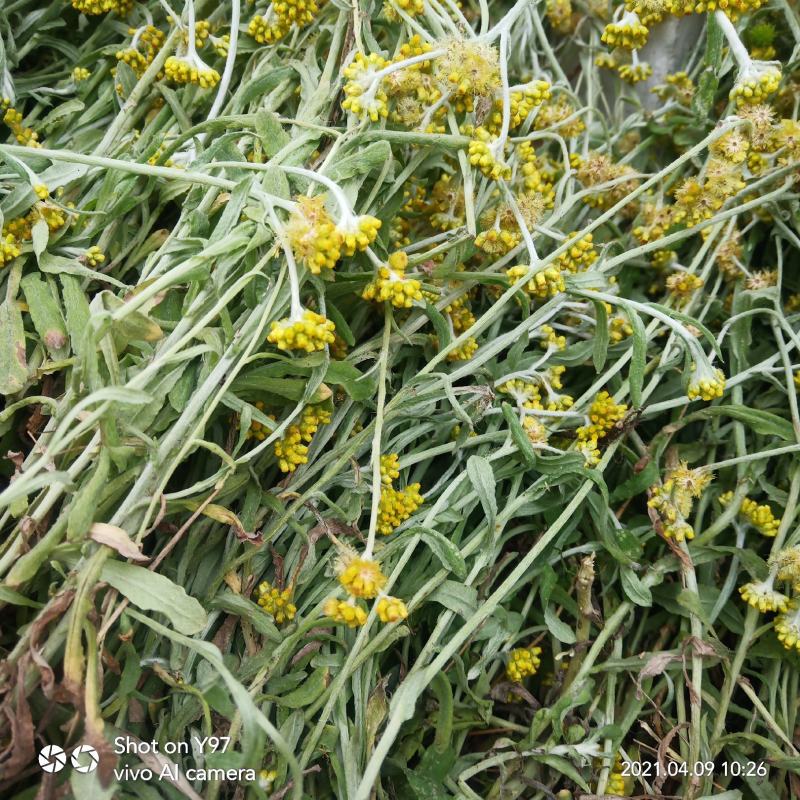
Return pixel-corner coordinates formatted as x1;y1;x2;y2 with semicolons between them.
38;745;67;773
70;744;99;773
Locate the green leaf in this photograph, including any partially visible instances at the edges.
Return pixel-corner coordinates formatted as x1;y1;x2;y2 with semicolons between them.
533;754;590;791
0;297;28;395
67;449;110;541
0;585;44;608
232;368;331;404
408;525;467;579
501;402;537;466
610;459;659;502
544;605;576;644
101;292;163;347
677;588;713;628
60;274;92;356
101;561;208;635
424;301;451;349
325;360;376;401
620;567;652;607
429;581;477;618
624;304;646;407
20;273;69;358
592;299;609;372
695;405;794;442
31;218;49;260
277;668;328;708
255;110;290;158
324;141;392;182
466;455;496;534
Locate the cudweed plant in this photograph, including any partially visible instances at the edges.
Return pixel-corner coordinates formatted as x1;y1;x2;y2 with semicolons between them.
0;0;799;797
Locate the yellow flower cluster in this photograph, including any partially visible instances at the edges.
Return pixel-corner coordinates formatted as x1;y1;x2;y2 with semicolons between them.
249;0;326;44
324;598;368;627
164;56;220;89
602;15;649;50
652;71;695;105
248;15;290;44
540;324;566;351
719;491;781;536
506;645;542;682
604;755;628;796
554;232;597;273
446;338;479;361
378;483;424;535
665;271;703;305
687;365;726;402
116;26;165;78
342;53;390;121
384;0;425;18
610;314;634;342
547;0;575;31
256;581;297;624
362;251;423;309
739;579;789;613
617;62;653;84
73;67;91;81
287;195;342;274
576;152;639;210
84;246;105;267
730;65;781;107
340;215;381;257
518;142;556;206
572;391;627;466
70;0;132;14
267;309;336;353
710;130;750;164
380;453;401;485
475;226;520;256
534;98;585;138
2;100;39;147
273;404;331;472
579;391;627;440
648;462;713;541
376;595;409;623
339;556;387;599
468;127;511;180
500;375;573;413
774;601;800;653
438;38;500;108
0;234;21;267
507;265;566;299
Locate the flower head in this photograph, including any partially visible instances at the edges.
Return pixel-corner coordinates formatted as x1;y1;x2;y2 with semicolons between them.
774;601;800;653
0;234;21;267
362;251;423;308
338;556;388;599
506;645;542;682
380;453;401;485
342;53;390;121
287;195;342;273
739;579;789;613
378;484;424;534
602;12;649;49
338;214;381;256
324;597;367;627
164;56;220;89
687;364;726;402
256;581;297;624
268;309;336;353
730;62;781;107
376;596;409;623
